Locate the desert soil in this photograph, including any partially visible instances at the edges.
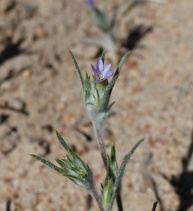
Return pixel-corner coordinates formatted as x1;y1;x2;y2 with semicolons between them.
0;0;193;211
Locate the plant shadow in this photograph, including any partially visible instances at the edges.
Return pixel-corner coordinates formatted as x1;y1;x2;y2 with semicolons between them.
121;24;153;51
162;129;193;211
0;38;25;66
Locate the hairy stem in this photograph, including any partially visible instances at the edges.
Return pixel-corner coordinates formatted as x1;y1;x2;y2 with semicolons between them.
91;187;104;211
92;120;124;211
92;121;108;168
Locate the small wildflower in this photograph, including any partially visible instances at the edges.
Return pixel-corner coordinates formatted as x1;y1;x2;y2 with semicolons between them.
86;0;95;9
91;58;114;83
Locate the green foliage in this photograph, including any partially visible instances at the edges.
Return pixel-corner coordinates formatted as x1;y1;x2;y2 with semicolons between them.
88;5;119;34
118;139;144;182
101;176;114;210
32;50;145;211
69;51;84;89
99;139;144;211
31;132;94;192
107;145;118;179
105;52;130;97
88;8;111;33
69;50;129;118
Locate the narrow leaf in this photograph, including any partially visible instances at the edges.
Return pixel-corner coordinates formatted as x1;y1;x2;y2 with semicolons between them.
94;83;100;105
101;50;106;64
55;159;67;170
109;139;144;209
69;50;84;89
107;145;118;179
31;154;63;174
91;93;97;102
103;52;130;100
118;139;144;180
110;145;116;163
110;6;118;29
86;102;94;106
84;73;91;96
113;51;130;79
67;175;85;187
88;9;110;33
56;131;73;155
101;75;118;107
107;101;115;111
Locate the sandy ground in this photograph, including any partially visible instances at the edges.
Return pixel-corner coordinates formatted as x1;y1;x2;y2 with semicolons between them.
0;0;193;210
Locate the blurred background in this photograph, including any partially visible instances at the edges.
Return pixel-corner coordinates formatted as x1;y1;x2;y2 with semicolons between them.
0;0;193;210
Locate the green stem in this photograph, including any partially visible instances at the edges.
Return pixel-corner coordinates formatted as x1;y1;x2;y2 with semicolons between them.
91;187;104;211
116;191;123;211
6;198;11;211
92;121;108;169
92;120;124;211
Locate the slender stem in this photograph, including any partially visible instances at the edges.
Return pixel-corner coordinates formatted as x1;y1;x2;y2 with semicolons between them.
6;198;11;211
92;121;108;168
91;185;104;211
92;120;124;211
152;202;158;211
116;191;123;211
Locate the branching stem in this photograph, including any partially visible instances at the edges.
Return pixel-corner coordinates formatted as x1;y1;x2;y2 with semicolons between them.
92;120;124;211
91;187;104;211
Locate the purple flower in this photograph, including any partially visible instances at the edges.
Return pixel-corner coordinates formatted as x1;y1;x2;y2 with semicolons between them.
91;58;114;83
86;0;95;9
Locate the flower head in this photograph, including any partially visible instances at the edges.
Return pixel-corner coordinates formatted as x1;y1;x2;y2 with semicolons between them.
86;0;95;9
91;58;114;83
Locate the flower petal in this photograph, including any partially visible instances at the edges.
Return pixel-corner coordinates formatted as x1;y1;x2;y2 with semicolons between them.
103;64;112;75
91;64;97;74
103;71;114;80
86;0;95;9
96;58;104;73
